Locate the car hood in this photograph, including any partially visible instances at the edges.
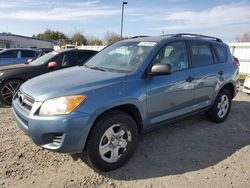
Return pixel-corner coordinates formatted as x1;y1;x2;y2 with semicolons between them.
21;66;127;101
0;64;36;71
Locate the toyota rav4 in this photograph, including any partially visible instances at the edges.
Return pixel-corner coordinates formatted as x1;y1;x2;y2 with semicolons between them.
12;33;240;171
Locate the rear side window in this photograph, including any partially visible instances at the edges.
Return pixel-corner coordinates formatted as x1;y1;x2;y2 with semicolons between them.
212;43;227;63
21;50;36;58
0;50;18;58
190;42;214;67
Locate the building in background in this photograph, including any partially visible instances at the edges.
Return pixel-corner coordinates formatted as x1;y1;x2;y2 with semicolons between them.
228;42;250;75
0;33;54;49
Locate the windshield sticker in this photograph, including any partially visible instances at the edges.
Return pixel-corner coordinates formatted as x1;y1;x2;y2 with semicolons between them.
138;42;157;47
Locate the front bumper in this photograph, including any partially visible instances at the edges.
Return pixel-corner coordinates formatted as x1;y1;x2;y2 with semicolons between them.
12;96;92;153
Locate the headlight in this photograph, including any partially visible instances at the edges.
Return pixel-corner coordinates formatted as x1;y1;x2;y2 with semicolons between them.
39;95;86;115
0;72;4;77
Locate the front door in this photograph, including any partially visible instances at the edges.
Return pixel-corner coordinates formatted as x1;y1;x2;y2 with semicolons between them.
146;41;195;126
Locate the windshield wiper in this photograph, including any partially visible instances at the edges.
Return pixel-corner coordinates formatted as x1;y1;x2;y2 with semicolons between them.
88;66;109;72
83;65;117;72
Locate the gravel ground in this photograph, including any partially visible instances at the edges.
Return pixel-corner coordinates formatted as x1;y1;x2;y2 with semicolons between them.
0;90;250;188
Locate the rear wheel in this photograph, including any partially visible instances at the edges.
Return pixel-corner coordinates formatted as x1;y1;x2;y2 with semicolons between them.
207;89;232;123
83;111;138;171
0;80;23;105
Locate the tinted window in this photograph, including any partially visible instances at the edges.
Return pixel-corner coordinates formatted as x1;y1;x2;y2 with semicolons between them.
213;43;227;63
21;50;36;58
153;41;189;72
0;50;18;58
54;52;78;68
78;51;97;64
190;42;214;67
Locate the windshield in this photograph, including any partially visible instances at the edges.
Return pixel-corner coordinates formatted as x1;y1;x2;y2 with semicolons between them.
85;41;156;73
31;51;59;65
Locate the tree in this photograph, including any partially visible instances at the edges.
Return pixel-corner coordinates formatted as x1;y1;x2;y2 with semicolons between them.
71;32;88;45
236;32;250;42
35;29;69;45
88;38;103;45
104;31;122;45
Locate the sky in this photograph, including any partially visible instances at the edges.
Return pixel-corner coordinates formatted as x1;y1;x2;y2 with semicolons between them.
0;0;250;42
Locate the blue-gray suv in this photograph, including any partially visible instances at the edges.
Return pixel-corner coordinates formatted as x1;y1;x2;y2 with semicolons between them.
12;34;239;171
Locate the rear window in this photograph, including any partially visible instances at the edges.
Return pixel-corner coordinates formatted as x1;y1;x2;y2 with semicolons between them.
21;50;36;58
190;42;214;68
0;50;18;58
213;43;227;63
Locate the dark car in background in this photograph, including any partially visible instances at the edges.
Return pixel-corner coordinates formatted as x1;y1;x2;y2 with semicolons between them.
0;48;97;105
0;48;38;66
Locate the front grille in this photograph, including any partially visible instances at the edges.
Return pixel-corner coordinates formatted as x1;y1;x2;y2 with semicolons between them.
16;90;35;111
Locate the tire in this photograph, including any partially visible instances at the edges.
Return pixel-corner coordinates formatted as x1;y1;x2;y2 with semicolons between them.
0;79;23;106
207;89;232;123
83;110;138;171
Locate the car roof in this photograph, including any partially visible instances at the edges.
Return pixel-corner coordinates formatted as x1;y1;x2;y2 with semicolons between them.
0;48;38;52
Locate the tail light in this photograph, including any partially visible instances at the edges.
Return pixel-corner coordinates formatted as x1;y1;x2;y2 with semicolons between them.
232;56;240;67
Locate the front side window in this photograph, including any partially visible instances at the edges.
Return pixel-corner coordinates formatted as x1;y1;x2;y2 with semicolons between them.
0;50;18;58
153;41;189;72
85;41;155;73
190;42;214;67
60;52;78;67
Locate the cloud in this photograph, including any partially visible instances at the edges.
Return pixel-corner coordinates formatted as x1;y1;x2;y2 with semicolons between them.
151;2;250;31
0;0;119;21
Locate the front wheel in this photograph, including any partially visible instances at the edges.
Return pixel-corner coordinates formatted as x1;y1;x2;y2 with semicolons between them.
0;79;23;105
83;111;138;171
207;89;232;123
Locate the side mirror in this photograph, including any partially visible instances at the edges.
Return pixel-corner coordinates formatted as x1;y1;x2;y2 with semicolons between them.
48;61;58;68
27;58;33;64
150;64;171;76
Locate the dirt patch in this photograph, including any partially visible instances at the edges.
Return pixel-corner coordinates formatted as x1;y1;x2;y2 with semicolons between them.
0;91;250;188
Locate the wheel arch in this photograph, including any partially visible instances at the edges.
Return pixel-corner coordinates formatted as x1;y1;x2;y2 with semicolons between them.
218;82;235;98
93;103;143;134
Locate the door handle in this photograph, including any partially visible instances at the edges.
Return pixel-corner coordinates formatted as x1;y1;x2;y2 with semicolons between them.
218;70;224;76
186;76;194;83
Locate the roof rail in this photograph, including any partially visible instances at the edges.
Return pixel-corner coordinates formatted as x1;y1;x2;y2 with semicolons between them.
173;33;223;42
130;36;150;39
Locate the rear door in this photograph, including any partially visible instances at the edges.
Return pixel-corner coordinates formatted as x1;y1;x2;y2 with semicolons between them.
188;40;223;109
0;50;18;65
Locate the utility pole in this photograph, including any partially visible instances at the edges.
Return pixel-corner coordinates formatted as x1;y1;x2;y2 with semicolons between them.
120;1;128;40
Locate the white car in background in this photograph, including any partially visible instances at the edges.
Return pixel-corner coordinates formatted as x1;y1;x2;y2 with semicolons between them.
243;75;250;94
